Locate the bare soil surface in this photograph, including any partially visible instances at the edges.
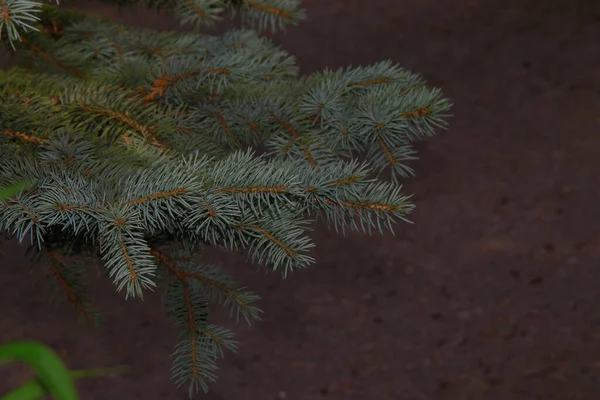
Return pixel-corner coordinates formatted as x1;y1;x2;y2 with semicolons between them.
2;0;600;399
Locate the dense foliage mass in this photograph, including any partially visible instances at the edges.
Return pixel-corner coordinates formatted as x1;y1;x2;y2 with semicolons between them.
0;0;451;396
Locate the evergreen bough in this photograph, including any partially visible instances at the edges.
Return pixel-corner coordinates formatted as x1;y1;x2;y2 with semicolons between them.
0;0;452;396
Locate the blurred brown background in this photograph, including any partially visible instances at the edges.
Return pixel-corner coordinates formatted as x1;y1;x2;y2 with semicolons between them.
2;0;600;399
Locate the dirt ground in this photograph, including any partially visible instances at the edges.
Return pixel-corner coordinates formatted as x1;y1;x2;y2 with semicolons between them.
2;0;600;399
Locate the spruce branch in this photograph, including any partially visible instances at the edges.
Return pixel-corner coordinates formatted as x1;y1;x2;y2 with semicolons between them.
0;2;452;397
174;0;225;29
231;0;306;32
152;248;262;324
32;243;100;326
97;205;158;299
167;281;218;396
0;0;60;49
88;0;306;32
154;248;257;394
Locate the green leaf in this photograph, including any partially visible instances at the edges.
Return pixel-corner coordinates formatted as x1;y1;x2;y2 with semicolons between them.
1;364;131;400
0;181;29;202
0;341;77;400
